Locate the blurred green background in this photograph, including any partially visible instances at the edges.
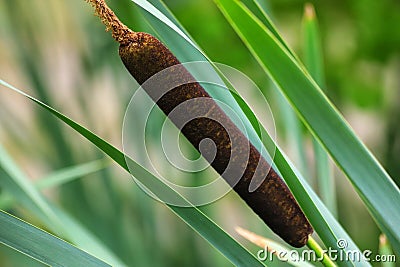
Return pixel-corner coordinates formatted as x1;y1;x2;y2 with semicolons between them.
0;0;399;266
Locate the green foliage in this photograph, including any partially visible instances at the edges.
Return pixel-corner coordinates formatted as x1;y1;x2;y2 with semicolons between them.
215;0;400;255
0;210;109;267
0;0;399;266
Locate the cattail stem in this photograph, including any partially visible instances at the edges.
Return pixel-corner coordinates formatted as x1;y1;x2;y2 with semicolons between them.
85;0;133;44
307;237;336;267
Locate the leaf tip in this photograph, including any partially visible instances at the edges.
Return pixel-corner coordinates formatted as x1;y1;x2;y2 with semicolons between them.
235;226;268;248
379;234;388;246
304;3;316;20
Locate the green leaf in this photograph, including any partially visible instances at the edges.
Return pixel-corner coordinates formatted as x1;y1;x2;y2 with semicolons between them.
379;235;395;267
0;145;60;229
302;4;326;88
275;90;311;180
240;0;294;58
268;137;363;267
301;3;337;217
239;0;311;180
0;210;109;267
35;159;110;190
0;80;266;267
215;0;400;254
0;144;127;267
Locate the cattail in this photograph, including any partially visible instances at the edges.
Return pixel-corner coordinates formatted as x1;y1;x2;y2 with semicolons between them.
85;0;313;247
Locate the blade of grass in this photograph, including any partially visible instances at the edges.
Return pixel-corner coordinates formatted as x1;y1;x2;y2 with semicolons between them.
0;147;128;267
215;0;400;254
378;235;395;267
302;4;326;87
302;3;337;216
239;0;294;59
0;145;62;231
273;80;311;181
306;237;336;267
0;79;266;267
240;0;311;180
0;210;110;267
35;159;110;190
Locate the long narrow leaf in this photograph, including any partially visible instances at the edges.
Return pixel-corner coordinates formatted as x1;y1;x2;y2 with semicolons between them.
241;0;311;180
215;0;400;254
36;159;109;190
0;146;127;267
0;210;109;267
302;3;337;217
0;145;61;229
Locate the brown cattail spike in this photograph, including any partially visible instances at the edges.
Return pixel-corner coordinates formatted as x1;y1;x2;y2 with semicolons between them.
84;0;314;248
